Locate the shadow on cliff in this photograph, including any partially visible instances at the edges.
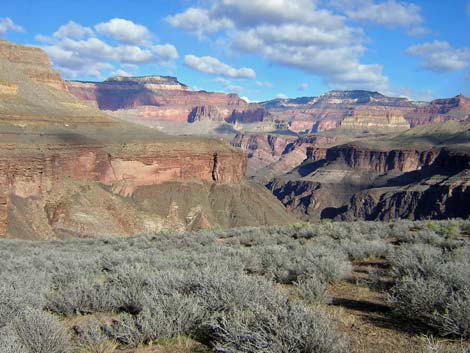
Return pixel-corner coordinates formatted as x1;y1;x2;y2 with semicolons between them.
296;159;328;177
385;149;468;188
95;82;160;111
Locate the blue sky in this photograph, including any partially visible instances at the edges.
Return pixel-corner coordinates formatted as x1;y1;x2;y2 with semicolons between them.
1;0;469;102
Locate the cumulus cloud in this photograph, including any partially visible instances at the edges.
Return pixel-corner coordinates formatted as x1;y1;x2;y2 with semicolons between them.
406;41;470;73
95;18;150;44
166;8;232;38
152;44;179;62
0;17;24;36
213;0;317;27
184;55;256;79
340;0;423;28
53;21;93;39
276;93;288;99
36;19;178;79
168;0;390;91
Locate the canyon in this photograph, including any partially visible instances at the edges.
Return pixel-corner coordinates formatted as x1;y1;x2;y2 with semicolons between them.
64;70;470;223
268;123;470;221
66;76;470;183
0;39;295;239
2;38;470;235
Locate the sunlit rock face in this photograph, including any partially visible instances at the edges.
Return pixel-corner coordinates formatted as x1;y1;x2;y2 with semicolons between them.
66;77;267;124
0;40;295;239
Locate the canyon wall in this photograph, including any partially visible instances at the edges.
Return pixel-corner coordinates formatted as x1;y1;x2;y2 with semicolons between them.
0;40;295;238
261;91;470;133
66;78;267;125
268;140;470;221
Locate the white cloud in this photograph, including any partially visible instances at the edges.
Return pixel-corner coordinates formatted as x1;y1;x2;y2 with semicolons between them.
241;96;256;103
298;83;309;91
111;69;132;77
393;87;434;101
406;41;470;73
169;1;390;91
37;19;179;79
0;17;24;36
184;55;256;79
95;18;150;44
213;0;318;27
152;44;179;62
332;0;423;28
166;8;232;38
53;21;93;39
214;77;243;93
276;93;288;99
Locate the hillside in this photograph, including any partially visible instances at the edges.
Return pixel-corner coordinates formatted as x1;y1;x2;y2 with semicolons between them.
0;40;296;239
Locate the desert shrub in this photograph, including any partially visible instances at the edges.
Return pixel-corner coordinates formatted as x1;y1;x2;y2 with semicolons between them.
73;318;117;353
257;243;351;284
46;279;111;316
106;292;204;347
13;308;70;353
105;313;143;348
294;275;328;304
138;293;204;341
203;302;348;353
302;244;352;283
0;327;28;353
180;266;278;313
0;276;50;327
388;244;470;337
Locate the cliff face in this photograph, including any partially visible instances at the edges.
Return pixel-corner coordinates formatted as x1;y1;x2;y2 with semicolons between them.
230;133;339;179
231;133;297;173
405;95;470;126
340;150;470;220
66;78;267;125
0;39;65;91
322;145;438;174
340;110;410;132
268;140;470;221
261;91;470;133
0;40;295;238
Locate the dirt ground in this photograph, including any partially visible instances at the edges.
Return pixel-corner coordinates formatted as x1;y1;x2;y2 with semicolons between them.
323;259;470;353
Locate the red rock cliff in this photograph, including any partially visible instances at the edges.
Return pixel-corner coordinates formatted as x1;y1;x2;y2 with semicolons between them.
66;77;267;124
0;40;275;238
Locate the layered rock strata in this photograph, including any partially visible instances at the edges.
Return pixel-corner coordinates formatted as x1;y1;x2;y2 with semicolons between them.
268;141;470;221
66;78;267;125
0;40;295;238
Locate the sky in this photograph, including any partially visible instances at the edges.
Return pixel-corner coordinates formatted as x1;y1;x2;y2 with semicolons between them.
0;0;469;102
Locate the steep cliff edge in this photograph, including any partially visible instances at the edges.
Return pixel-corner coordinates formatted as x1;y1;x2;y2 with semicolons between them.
268;123;470;221
0;40;295;238
66;77;267;129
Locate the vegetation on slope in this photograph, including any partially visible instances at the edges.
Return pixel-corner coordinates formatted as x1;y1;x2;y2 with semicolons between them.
0;220;469;353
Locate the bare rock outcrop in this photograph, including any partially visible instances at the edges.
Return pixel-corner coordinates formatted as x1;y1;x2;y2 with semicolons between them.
0;40;295;238
268;138;470;221
66;77;267;125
